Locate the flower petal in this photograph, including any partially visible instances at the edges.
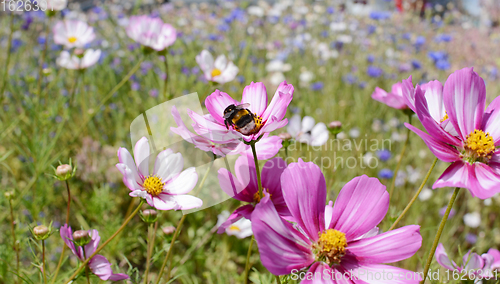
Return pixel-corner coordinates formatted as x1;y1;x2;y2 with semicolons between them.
165;167;198;195
155;193;203;210
251;193;314;275
241;82;268;116
84;229;100;258
195;50;214;74
421;80;445;123
301;116;316;132
218;165;252;202
443;67;486;141
205;90;239;125
301;262;337;284
330;175;389;241
404;123;460;162
470;163;500;199
482;96;500;144
117;147;140;182
115;164;142;191
261;157;290;217
89;255;129;281
217;205;254;234
433;161;471;191
347;225;422;264
281;159;326;241
60;224;83;260
287;114;302;137
154;149;181;181
342;260;422;284
133;137;150;177
435;243;458;271
262;81;294;122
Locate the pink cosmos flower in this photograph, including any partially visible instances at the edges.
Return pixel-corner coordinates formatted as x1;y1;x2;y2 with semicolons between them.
200;81;294;142
217;155;291;233
116;137;202;210
404;67;500;199
251;159;422;283
53;20;95;49
56;49;101;70
371;82;409;110
126;15;176;51
196;50;239;84
171;106;282;159
435;243;496;278
60;225;129;281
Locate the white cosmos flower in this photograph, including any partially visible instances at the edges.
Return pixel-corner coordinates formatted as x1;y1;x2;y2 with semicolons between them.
126;15;176;51
265;60;291;73
216;211;253;239
116;137;202;211
287;114;329;146
463;212;481;228
269;72;286;86
53;20;95;49
56;49;101;70
418;188;433;201
196;50;239;84
46;0;67;11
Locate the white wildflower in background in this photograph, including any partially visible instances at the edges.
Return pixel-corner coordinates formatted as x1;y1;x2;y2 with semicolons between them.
463;212;481;228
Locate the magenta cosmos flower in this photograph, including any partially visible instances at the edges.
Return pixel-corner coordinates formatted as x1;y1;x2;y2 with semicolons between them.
200;81;294;142
217;155;291;233
116;137;202;210
126;15;176;51
251;159;422;283
53;20;95;49
404;68;500;199
60;225;128;281
436;243;497;278
171;106;282;159
371;82;409;110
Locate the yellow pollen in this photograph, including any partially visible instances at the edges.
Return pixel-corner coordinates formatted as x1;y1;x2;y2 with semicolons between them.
68;36;77;43
211;68;222;77
253;192;271;203
143;176;164;196
228;225;241;232
465;130;495;158
315;229;347;265
440;113;449;123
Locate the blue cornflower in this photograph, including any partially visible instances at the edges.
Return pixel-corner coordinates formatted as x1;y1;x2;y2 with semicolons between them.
378;169;394;179
369;11;391;20
376;149;392;162
435;59;450;70
310;82;324;91
367;66;383;78
411;60;422;69
367;55;375;63
435;34;452;42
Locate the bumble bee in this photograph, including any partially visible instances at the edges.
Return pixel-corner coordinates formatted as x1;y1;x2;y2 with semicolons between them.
223;103;262;135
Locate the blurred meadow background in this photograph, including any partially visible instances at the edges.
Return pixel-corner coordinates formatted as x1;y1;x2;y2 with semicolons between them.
1;0;500;283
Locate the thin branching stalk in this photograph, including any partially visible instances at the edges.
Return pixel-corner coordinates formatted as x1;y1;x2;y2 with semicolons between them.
388;114;412;197
244;237;254;284
42;240;47;284
163;54;170;100
421;187;461;283
250;143;263;198
9;198;19;284
65;180;71;225
51;179;72;284
37;16;52;99
82;249;90;284
63;200;145;284
389;158;438;230
155;214;186;284
144;222;155;284
0;12;15;101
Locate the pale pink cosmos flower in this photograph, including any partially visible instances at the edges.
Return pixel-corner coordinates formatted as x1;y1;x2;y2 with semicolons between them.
56;49;101;70
196;50;239;84
251;159;422;282
53;20;95;49
436;243;497;278
116;137;202;211
371;82;409;110
60;225;129;281
404;67;500;199
126;15;176;51
217;155;291;234
171;106;282;159
200;81;294;142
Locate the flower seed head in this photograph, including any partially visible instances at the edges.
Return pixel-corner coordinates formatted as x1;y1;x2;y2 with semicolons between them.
141;209;159;224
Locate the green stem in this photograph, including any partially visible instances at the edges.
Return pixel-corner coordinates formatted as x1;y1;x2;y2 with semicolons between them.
244;237;254;284
65;180;71;225
144;222;154;284
63;200;144;284
0;12;15;102
51;180;72;284
83;249;90;284
69;71;81;106
155;214;186;284
421;187;460;283
275;275;281;284
250;143;263;198
37;16;51;98
42;240;46;284
388;115;412;197
389;158;437;231
163;54;170;100
9;199;19;284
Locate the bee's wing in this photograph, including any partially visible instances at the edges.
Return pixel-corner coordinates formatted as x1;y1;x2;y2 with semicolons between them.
223;112;233;119
237;103;251;109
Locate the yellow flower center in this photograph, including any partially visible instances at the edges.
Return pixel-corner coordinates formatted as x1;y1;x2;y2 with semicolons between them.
440;113;449;123
464;130;495;160
314;229;347;265
143;176;164;196
211;68;222;77
68;36;78;43
228;225;241;232
253;192;272;203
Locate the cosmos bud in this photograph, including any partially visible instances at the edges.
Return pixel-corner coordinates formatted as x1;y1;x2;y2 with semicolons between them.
4;190;15;200
74;48;85;56
140;209;158;224
328;121;343;138
53;161;76;181
162;226;176;235
73;230;91;247
32;224;52;241
278;132;292;141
